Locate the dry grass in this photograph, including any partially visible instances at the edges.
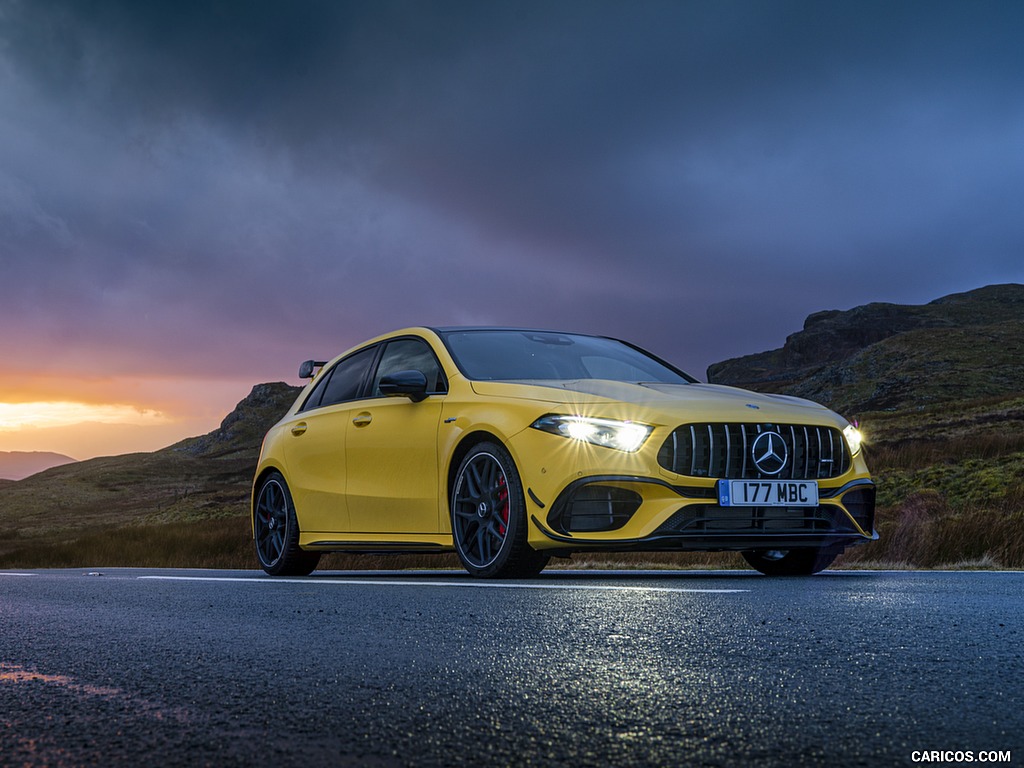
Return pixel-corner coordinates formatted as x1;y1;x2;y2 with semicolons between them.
838;488;1024;569
2;508;1020;571
829;556;1013;571
0;518;255;570
869;432;1024;471
0;519;744;571
3;392;1023;572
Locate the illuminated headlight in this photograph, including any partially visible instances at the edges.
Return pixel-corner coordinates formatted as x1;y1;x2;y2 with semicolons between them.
531;415;653;453
843;423;863;456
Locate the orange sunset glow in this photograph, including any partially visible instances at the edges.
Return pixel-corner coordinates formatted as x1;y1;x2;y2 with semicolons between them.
0;377;263;460
0;401;168;431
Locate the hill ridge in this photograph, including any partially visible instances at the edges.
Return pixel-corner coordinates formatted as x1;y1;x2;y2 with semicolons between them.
707;283;1024;413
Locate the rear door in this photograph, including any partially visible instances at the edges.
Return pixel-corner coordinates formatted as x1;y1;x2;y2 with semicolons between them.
282;345;379;535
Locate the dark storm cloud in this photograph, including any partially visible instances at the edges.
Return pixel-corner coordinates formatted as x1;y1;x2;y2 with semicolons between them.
2;0;1023;385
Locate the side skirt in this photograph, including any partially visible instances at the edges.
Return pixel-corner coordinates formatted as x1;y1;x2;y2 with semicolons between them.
303;540;452;554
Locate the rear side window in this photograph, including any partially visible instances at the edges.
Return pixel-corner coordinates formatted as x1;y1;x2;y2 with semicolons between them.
300;346;378;411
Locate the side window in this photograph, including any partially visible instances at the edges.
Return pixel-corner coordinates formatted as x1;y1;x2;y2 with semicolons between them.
300;346;378;412
372;338;448;396
301;367;334;412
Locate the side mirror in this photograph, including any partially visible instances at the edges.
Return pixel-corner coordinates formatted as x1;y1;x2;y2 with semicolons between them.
379;370;429;402
299;360;327;379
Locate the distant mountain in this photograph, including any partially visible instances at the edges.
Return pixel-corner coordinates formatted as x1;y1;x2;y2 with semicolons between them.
0;451;77;481
707;283;1024;414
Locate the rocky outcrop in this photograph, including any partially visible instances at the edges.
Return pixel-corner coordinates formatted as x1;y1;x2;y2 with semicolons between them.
171;382;302;459
707;284;1024;413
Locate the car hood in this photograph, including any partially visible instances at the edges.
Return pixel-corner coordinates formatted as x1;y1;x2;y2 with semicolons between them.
469;379;845;425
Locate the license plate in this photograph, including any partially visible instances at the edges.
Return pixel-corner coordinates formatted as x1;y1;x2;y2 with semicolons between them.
718;480;819;507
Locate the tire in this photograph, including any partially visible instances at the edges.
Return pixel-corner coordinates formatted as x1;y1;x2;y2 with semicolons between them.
253;471;321;576
451;441;549;579
741;547;839;576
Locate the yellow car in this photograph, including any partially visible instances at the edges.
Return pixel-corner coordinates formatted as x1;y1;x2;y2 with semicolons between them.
252;327;876;578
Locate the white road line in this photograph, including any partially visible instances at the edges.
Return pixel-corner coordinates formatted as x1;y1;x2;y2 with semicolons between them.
138;575;748;594
0;572;37;577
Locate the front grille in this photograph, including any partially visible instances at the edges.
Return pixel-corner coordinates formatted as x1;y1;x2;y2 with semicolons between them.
658;423;850;480
656;504;858;535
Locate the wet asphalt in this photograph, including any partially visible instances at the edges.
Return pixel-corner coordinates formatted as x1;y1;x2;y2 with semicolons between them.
0;568;1021;767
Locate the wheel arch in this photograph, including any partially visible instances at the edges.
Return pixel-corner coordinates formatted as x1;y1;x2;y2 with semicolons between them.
251;465;286;534
445;430;549;578
446;430;506;507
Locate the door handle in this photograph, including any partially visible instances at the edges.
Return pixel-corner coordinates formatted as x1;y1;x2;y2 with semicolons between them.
290;422;308;436
352;412;372;427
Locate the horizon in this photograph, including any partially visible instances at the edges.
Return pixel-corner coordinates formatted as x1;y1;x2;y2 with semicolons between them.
2;2;1023;460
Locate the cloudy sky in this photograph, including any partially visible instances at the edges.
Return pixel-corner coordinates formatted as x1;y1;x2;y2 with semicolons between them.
1;0;1022;459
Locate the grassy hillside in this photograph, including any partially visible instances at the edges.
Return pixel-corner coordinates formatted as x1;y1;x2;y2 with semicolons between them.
835;394;1024;568
0;383;300;568
5;390;1022;572
708;284;1024;414
2;286;1023;570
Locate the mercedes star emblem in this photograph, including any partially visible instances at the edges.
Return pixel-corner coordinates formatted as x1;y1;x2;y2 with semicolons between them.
751;430;788;475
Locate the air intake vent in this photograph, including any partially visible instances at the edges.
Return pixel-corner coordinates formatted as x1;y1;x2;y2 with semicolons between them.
655;504;859;535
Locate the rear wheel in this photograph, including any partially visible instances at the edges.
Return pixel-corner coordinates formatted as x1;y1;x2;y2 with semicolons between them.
451;442;549;579
254;471;321;576
741;547;839;576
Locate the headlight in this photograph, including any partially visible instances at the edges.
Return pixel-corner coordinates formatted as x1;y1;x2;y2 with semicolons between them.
843;423;863;456
531;415;653;453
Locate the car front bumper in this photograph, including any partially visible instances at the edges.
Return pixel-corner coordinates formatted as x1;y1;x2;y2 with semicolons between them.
528;475;877;554
508;427;877;555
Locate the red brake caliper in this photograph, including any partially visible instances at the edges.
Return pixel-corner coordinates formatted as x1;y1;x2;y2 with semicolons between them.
497;474;509;535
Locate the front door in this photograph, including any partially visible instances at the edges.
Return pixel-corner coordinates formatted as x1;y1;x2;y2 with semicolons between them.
345;337;447;534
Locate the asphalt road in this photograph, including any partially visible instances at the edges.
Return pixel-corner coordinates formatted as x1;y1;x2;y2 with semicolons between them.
1;568;1020;768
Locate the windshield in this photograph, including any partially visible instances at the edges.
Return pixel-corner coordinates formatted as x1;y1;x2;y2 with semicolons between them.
440;330;695;384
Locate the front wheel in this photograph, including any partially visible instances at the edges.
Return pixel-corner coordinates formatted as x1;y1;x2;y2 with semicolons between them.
741;547;839;576
253;471;321;576
451;442;549;579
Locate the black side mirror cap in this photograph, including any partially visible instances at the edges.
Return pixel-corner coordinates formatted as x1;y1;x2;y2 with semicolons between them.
299;360;327;379
378;370;429;402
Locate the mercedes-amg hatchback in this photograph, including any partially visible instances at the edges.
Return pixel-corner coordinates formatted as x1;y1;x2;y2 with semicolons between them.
253;328;876;578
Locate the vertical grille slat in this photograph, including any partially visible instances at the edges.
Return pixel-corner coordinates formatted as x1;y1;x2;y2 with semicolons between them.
689;425;697;476
724;425;732;478
788;426;797;480
816;429;823;479
740;425;749;478
802;426;810;479
659;423;850;480
706;424;714;478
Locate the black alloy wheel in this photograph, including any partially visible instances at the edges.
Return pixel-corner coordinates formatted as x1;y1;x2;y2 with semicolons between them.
741;547;839;576
451;442;548;579
253;471;321;576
